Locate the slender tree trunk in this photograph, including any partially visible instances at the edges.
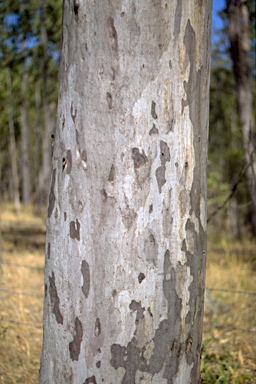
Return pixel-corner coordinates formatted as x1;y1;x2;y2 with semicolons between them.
21;45;31;205
38;0;54;207
6;70;20;213
226;0;256;235
40;1;212;383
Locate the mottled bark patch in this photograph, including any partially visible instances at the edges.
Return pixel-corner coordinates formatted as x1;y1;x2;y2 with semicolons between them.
49;272;63;325
83;375;97;384
47;168;56;218
155;140;170;192
110;250;185;381
132;148;148;169
129;300;145;324
111;339;148;384
95;318;101;336
107;16;118;51
70;102;77;123
66;150;72;174
151;101;158;119
70;219;80;240
81;260;90;298
69;317;83;361
149;124;159;135
144;231;158;265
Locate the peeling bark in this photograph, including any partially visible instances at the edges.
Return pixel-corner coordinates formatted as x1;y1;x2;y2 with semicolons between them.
40;1;211;383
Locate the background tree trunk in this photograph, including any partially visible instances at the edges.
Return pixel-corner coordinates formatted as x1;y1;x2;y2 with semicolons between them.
40;1;212;383
38;0;54;207
6;70;20;213
226;0;256;235
21;44;31;205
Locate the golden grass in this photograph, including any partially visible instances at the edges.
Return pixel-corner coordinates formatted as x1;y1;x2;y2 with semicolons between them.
0;203;255;383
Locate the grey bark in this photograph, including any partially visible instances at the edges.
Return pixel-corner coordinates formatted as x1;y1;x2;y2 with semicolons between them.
40;1;212;383
226;0;256;235
6;70;20;213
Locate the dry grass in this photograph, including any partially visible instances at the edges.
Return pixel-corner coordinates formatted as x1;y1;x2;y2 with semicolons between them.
0;203;255;383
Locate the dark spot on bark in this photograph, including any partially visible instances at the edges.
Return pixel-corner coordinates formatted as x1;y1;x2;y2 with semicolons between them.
175;162;178;167
96;360;101;368
106;92;112;109
70;102;77;123
66;150;72;174
84;376;97;384
148;307;153;317
62;158;66;172
44;283;47;298
151;101;158;119
132;148;148;169
70;219;80;240
112;289;117;297
121;11;125;17
64;212;67;221
108;164;115;182
138;273;145;283
49;272;63;325
69;317;83;361
129;300;145;324
149;204;153;213
47;243;51;259
62;116;65;130
48;169;56;218
185;161;188;168
174;1;182;36
107;16;118;51
81;260;90;298
149;124;159;136
95;318;101;336
169;60;172;69
101;189;107;202
156;141;170;192
73;1;79;17
81;149;87;162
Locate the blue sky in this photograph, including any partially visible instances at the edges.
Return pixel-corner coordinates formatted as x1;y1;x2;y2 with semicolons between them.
212;0;225;40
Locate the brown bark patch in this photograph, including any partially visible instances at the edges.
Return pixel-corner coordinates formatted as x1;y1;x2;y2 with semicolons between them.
49;272;63;325
69;317;83;361
47;168;56;218
81;260;90;298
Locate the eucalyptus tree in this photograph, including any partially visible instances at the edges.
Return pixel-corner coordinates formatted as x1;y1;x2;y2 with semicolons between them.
40;1;212;383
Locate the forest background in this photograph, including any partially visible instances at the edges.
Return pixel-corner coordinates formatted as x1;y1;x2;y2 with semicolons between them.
0;0;255;238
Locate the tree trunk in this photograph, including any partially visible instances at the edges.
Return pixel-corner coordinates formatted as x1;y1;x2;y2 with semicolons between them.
6;70;20;213
21;44;31;205
226;0;256;235
40;1;212;383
